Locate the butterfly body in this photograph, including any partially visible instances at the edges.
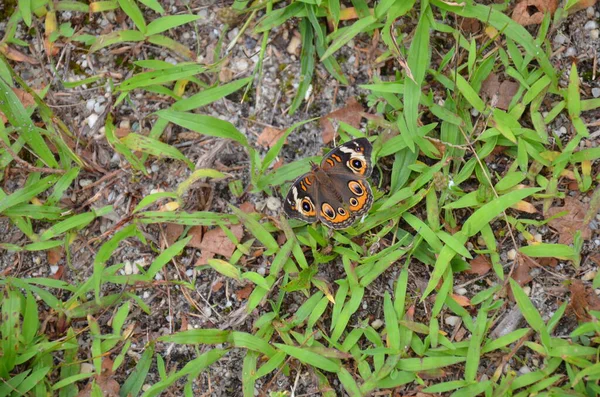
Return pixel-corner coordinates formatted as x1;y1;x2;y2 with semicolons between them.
283;138;373;229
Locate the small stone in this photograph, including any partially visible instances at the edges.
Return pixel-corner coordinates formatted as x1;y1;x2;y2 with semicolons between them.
50;265;59;274
155;273;163;280
586;7;595;18
590;30;599;40
582;270;597;281
183;32;191;40
257;266;266;276
165;315;172;322
519;366;531;374
80;363;95;374
553;33;566;45
507;249;518;260
287;35;301;55
266;197;281;211
94;103;105;114
203;306;212;317
232;58;249;72
87;113;99;128
522;286;531;296
565;47;577;57
471;108;480;117
584;20;598;30
86;99;96;111
186;269;194;277
445;316;461;327
534;233;543;243
33;256;41;265
558;126;567;136
124;261;134;275
371;319;384;329
151;164;160;173
79;179;93;187
143;291;151;299
455;287;468;296
592;88;600;98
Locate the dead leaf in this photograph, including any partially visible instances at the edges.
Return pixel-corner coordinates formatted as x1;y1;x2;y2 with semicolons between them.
196;224;244;265
77;358;120;397
496;80;520;110
467;255;492;276
240;202;255;214
164;223;184;246
547;197;592;244
186;226;204;249
512;0;558;26
257;126;287;148
212;280;224;292
0;43;39;64
47;247;63;265
511;200;538;214
512;255;533;287
236;284;254;300
451;294;471;307
460;18;481;33
568;280;600;322
319;98;364;144
481;73;519;110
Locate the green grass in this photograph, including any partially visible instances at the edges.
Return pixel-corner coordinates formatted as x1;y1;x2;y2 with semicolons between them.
1;0;600;395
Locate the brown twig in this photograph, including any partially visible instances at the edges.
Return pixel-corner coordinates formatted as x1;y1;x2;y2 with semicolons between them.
0;139;65;174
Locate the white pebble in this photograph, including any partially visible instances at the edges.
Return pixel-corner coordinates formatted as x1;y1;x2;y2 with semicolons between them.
124;261;134;275
565;47;577;57
592;88;600;98
266;197;281;211
582;270;597;281
257;266;266;276
87;113;99;128
519;366;531;374
590;30;599;40
94;103;106;114
584;21;598;30
143;291;151;299
534;233;543;243
507;249;518;260
587;7;595;18
86;99;96;111
50;265;59;274
371;319;384;329
445;316;461;327
79;179;92;187
186;269;194;277
522;286;531;296
471;108;480;117
454;287;468;296
553;33;566;45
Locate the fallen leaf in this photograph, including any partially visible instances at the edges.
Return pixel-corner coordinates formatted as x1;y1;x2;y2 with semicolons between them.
512;255;532;287
240;202;255;214
481;73;519;110
164;223;184;246
196;224;244;265
512;0;558;26
212;280;224;292
547;197;592;244
236;284;254;300
451;294;471;307
511;200;538;214
539;257;558;267
319;98;364;144
257;126;287;148
186;226;204;249
77;358;120;397
467;255;492;276
0;43;39;64
568;280;600;322
460;18;481;33
47;247;63;265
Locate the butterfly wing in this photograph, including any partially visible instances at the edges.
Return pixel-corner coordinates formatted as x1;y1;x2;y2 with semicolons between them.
283;172;319;224
320;137;373;177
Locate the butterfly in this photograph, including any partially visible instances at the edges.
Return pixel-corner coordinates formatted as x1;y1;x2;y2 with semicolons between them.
283;137;373;229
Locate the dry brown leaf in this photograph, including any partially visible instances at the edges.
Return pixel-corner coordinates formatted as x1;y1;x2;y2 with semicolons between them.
496;80;520;110
212;280;224;292
547;197;592;244
460;17;481;33
186;226;204;249
512;0;558;26
236;284;254;300
568;280;600;322
512;255;533;287
511;200;538;214
240;202;255;214
0;43;39;64
164;223;184;247
77;358;120;397
257;126;287;148
319;98;364;144
196;224;244;265
467;255;492;276
451;294;471;307
47;247;63;265
481;73;519;110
